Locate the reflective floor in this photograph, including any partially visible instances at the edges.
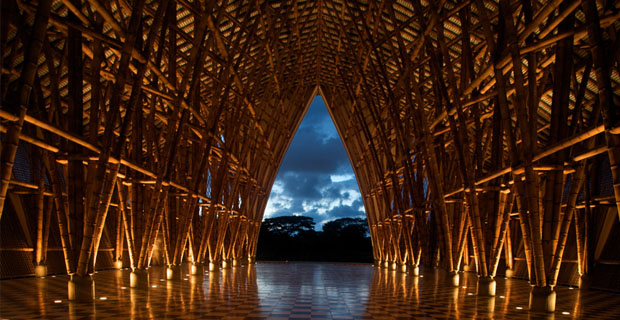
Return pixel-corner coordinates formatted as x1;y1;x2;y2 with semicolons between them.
1;262;620;319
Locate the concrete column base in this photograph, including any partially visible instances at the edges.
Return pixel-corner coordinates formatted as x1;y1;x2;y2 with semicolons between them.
166;265;182;280
113;260;123;270
221;260;231;269
389;262;398;271
399;264;407;273
130;269;150;289
191;263;204;276
463;264;474;272
248;256;256;264
477;277;496;296
505;268;515;278
34;264;47;278
411;265;420;276
232;259;240;267
529;286;556;312
68;274;95;301
383;261;390;269
447;271;460;287
373;260;382;268
209;261;219;272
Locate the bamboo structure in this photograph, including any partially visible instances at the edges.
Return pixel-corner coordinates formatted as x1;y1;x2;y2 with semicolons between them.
1;0;619;313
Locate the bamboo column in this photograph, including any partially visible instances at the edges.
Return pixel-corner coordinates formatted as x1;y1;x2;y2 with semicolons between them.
0;0;52;219
427;3;518;296
34;162;51;277
65;0;157;303
114;206;124;269
582;0;620;221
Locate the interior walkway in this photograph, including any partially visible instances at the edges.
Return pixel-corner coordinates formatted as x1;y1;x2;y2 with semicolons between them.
1;262;619;319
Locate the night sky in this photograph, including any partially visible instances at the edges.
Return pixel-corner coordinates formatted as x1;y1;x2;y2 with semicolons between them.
264;97;366;229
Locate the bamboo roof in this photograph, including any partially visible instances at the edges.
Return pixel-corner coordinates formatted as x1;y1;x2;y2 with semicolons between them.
2;1;619;192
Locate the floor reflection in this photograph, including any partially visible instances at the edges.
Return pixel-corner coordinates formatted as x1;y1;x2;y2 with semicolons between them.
1;263;619;319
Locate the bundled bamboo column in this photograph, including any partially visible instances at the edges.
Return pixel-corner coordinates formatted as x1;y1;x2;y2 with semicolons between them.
582;0;620;221
132;2;208;268
34;164;46;267
74;0;150;278
114;206;124;268
34;162;52;276
0;0;52;219
408;77;456;274
198;158;229;267
116;181;136;270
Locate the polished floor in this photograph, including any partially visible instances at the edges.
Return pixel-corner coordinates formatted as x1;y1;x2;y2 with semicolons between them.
1;262;620;319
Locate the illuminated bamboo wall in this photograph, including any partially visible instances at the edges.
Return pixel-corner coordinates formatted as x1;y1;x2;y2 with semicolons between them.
1;0;619;293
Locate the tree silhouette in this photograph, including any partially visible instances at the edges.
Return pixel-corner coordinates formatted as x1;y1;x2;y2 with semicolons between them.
261;216;315;237
322;217;368;238
257;216;372;262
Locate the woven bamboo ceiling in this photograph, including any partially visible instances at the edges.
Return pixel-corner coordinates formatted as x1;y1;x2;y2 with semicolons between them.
1;0;620;294
3;0;618;195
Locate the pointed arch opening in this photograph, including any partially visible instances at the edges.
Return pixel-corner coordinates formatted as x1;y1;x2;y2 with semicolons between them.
257;93;372;262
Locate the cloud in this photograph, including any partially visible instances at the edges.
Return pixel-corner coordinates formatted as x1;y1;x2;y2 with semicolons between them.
330;173;354;183
263;97;366;228
325;200;366;218
278;128;348;174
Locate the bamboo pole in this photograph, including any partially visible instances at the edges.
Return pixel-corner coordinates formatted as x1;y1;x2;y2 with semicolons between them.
116;180;136;269
549;163;586;286
161;200;171;266
504;222;514;270
0;124;59;153
199;158;229;263
43;152;73;274
173;196;197;265
35;164;46;265
41;196;52;263
491;190;514;276
115;206;124;263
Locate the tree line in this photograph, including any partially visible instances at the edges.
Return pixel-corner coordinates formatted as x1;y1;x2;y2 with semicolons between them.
256;216;372;262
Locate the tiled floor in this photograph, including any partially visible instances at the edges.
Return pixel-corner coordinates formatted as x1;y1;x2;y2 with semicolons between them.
1;262;620;319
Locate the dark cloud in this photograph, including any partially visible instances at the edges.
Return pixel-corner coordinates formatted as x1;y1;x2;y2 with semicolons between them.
325;202;366;218
322;185;343;199
327;206;366;218
279;172;327;199
264;97;366;229
278;132;347;174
